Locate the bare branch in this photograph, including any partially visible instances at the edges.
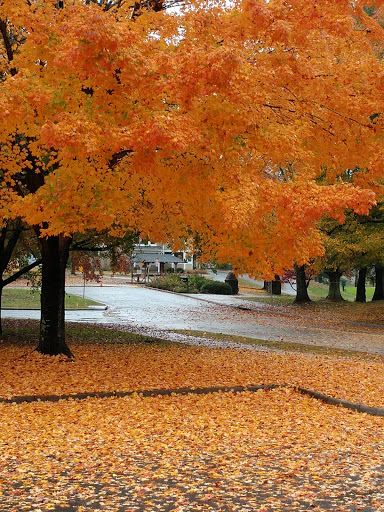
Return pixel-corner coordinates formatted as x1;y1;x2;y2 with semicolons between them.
0;17;17;76
2;258;42;287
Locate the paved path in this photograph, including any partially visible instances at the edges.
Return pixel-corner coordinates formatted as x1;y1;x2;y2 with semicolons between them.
4;283;384;355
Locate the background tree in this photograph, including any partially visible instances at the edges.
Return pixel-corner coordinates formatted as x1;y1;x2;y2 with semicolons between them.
69;229;139;279
315;215;366;301
356;267;368;303
316;203;384;302
293;264;312;304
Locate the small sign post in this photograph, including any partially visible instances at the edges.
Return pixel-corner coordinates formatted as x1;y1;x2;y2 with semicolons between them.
78;266;85;298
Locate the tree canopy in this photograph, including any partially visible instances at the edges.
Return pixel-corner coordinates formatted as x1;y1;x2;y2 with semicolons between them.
1;0;383;278
1;0;384;312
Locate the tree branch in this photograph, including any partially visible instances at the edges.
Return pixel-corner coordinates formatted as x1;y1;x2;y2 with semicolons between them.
0;17;17;76
2;227;23;273
109;149;134;168
71;241;117;252
2;258;42;287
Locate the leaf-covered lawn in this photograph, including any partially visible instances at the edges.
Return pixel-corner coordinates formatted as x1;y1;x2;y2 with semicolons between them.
2;321;384;510
1;321;384;407
1;391;384;511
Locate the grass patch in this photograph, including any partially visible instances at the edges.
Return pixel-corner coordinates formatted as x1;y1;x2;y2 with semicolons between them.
1;319;170;348
307;282;328;299
241;293;294;306
2;288;103;309
307;282;360;301
300;282;374;302
239;291;384;325
240;283;341;304
172;329;380;360
237;278;264;290
342;285;374;301
239;282;376;305
65;323;169;346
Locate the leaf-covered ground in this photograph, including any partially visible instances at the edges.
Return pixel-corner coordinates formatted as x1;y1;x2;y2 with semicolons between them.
1;324;384;407
262;296;384;327
1;320;384;510
1;391;384;511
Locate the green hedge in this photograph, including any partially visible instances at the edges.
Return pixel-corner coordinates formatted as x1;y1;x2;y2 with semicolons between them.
148;274;233;294
200;281;232;295
148;274;187;292
188;274;209;291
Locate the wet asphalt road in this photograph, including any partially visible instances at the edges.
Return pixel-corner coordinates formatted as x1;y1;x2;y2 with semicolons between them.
3;282;384;354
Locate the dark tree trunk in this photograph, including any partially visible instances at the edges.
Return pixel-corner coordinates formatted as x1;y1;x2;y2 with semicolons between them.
355;267;367;303
325;270;344;301
294;264;311;304
36;234;73;357
271;275;281;295
373;265;384;301
0;284;3;337
264;277;281;295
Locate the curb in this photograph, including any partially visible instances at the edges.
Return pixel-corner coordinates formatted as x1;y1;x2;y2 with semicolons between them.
2;384;384;417
0;385;282;404
2;306;107;311
296;387;384;417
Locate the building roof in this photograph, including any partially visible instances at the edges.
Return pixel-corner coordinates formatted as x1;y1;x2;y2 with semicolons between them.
132;253;184;264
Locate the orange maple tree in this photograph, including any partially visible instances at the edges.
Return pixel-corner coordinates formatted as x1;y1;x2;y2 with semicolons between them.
0;0;383;354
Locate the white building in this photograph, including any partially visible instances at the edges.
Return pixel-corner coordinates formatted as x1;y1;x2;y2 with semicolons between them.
132;242;194;273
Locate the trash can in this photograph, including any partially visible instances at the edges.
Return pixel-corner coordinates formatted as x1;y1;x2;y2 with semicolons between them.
225;272;238;295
